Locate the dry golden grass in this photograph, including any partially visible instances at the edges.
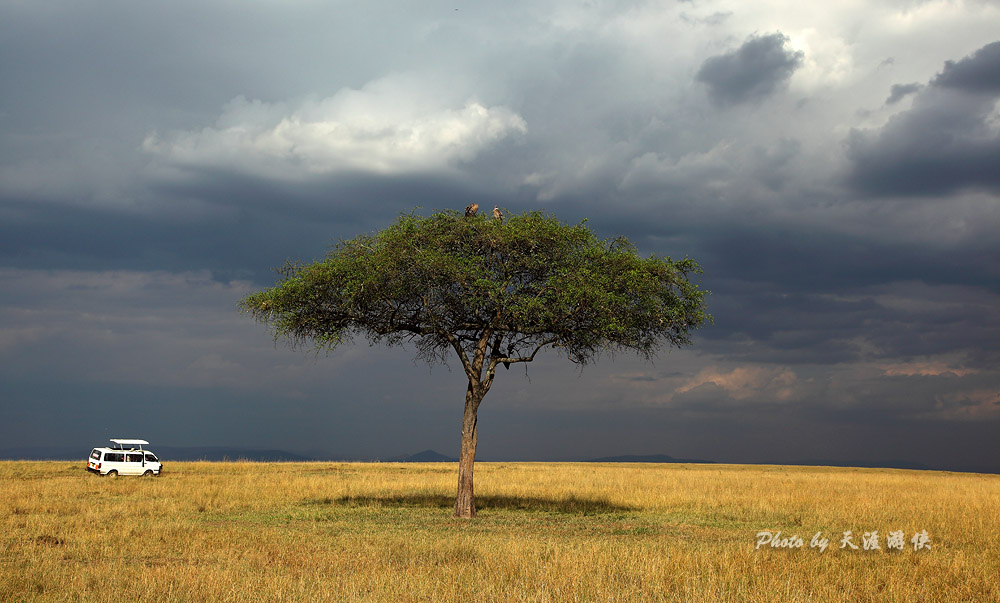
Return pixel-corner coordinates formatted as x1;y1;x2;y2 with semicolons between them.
2;460;998;602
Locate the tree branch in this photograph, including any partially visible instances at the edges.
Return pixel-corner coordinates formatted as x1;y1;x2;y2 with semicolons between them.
485;336;559;385
441;328;477;382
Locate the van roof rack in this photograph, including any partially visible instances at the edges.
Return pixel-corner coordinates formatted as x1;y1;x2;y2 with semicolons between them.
109;439;149;446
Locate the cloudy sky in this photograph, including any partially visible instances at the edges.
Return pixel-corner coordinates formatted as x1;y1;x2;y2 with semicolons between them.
2;0;998;472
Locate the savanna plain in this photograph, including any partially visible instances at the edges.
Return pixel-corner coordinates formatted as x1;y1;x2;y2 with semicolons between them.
2;460;998;602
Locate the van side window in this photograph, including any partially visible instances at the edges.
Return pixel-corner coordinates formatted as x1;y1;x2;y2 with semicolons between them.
126;453;143;463
106;453;124;462
145;454;157;463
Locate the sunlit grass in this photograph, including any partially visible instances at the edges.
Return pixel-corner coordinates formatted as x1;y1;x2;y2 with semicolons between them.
2;461;997;601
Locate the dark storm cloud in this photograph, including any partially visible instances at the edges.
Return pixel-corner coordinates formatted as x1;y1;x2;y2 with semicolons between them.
932;40;1000;93
695;33;803;105
0;170;502;284
620;200;1000;368
847;41;1000;197
702;278;1000;367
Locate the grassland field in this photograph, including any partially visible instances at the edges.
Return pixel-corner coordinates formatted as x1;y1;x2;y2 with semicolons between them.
2;460;998;602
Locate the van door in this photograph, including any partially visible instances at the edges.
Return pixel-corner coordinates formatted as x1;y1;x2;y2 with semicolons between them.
103;451;125;475
124;452;144;475
144;452;161;475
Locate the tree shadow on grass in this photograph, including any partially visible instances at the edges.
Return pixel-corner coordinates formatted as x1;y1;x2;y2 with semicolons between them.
312;493;635;514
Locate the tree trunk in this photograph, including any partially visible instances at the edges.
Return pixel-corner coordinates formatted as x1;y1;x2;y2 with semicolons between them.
454;382;482;518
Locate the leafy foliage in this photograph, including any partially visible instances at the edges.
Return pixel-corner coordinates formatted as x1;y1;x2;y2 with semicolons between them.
239;209;709;383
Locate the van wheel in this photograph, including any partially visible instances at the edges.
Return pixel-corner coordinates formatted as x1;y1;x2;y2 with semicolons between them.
106;470;118;477
142;470;153;477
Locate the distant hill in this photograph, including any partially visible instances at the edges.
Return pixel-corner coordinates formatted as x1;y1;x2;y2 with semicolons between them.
386;449;458;462
586;454;714;464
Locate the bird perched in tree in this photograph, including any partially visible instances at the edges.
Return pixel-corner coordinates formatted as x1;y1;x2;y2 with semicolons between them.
464;203;479;217
493;205;503;222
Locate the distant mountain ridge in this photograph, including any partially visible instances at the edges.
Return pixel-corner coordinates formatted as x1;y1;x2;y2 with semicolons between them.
387;449;459;462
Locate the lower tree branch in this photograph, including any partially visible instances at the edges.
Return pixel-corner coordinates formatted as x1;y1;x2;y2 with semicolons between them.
486;336;559;382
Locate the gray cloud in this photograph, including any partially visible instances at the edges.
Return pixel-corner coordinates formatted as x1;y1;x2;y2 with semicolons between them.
885;82;922;104
847;40;1000;197
695;33;803;105
932;40;1000;93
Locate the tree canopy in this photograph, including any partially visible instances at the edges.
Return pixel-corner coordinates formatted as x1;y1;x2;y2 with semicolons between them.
240;209;710;517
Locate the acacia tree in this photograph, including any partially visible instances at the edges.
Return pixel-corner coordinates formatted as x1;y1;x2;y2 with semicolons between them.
239;209;709;518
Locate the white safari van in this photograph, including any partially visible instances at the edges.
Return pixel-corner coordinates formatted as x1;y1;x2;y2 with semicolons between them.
87;439;162;477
